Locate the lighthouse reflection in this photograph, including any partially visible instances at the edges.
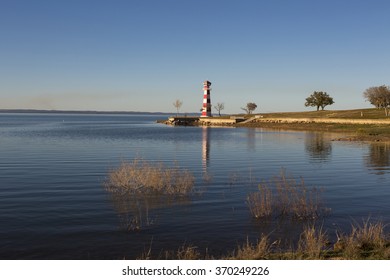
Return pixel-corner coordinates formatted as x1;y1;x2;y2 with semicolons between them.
202;127;210;172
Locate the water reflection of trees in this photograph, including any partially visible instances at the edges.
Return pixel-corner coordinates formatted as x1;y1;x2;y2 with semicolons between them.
246;129;256;152
365;143;390;175
305;133;332;162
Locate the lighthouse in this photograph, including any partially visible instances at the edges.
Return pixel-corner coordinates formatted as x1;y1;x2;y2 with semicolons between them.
201;80;212;117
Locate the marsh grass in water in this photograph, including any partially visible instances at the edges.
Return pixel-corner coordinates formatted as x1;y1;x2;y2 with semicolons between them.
104;159;195;231
105;159;195;195
247;169;329;220
107;190;192;232
117;199;154;232
247;185;272;218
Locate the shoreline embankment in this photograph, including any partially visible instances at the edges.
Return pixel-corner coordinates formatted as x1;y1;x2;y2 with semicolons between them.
157;116;246;126
243;117;390;125
158;115;390;126
158;115;390;141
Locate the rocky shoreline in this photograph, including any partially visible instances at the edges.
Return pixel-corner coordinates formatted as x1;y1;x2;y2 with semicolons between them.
157;116;246;126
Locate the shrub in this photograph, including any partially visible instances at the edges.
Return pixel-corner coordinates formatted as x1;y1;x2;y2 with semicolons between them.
247;169;328;220
105;159;195;195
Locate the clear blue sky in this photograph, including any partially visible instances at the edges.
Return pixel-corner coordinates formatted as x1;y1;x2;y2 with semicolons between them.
1;0;389;113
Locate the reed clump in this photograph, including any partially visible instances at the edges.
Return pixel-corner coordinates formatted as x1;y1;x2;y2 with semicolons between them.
247;185;272;218
333;219;390;259
229;235;275;260
297;224;328;259
105;159;195;195
247;169;328;220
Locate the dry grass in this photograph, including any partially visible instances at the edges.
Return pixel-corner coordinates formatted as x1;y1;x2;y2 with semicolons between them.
106;192;160;232
247;185;272;218
118;201;154;232
297;225;328;259
135;221;389;260
139;243;206;260
104;159;194;232
229;235;274;260
176;244;202;260
105;159;195;195
247;170;328;220
228;221;388;260
333;219;390;259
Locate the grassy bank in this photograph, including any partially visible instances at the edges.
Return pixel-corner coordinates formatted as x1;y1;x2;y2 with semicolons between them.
256;108;388;119
235;108;390;141
158;109;390;141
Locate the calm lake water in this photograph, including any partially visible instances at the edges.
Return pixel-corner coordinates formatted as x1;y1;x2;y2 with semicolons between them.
0;113;389;259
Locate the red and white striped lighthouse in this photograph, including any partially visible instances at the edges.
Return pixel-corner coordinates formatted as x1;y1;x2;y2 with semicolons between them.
201;80;212;117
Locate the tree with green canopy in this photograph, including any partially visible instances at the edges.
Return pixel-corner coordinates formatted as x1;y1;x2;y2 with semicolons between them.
241;102;257;115
305;91;334;111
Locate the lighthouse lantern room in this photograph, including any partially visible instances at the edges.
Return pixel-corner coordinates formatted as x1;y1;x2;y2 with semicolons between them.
201;80;212;117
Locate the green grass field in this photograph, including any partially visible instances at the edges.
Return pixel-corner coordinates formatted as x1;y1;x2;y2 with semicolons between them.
260;108;389;119
233;108;390;141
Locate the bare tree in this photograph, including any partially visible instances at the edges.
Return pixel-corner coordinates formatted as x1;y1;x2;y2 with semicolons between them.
214;102;225;117
241;102;257;115
173;99;183;116
363;85;390;116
